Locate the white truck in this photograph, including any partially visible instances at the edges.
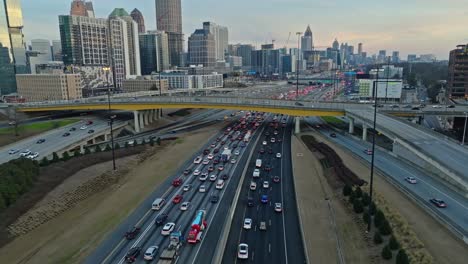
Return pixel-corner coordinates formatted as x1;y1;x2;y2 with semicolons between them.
221;149;232;163
255;159;262;168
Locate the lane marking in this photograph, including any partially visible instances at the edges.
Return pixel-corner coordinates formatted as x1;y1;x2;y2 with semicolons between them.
280;119;289;264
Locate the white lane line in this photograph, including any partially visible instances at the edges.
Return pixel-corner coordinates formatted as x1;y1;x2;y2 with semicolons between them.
280;119;289;264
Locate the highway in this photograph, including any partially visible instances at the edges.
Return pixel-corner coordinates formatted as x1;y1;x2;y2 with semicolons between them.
222;117;306;263
86;112;268;263
305;117;468;239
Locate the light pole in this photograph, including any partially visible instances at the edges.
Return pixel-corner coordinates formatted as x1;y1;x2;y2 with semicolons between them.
384;56;390;103
462;112;467;145
103;67;116;171
296;32;302;100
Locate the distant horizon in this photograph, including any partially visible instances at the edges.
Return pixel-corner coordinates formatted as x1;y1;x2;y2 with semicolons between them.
22;0;468;60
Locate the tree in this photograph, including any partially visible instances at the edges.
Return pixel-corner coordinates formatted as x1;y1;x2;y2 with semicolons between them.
348;190;356;203
84;147;91;155
353;199;364;214
105;144;112;151
381;245;393;260
39;157;49;167
156;137;161;146
150;84;158;91
363;210;370;225
354;187;363;198
389;236;400;250
73;149;81;157
342;184;352;196
396;249;409;264
95;146;102;152
52;152;59;162
361;192;370;207
115;143;120;150
373;231;383;244
379;219;393;236
374;209;385;228
125;142;129;148
62;151;70;161
149;138;155;146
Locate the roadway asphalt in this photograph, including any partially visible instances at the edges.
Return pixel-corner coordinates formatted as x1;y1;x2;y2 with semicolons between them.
0;118;125;163
347;110;468;182
86;112;267;264
305;117;468;238
222;117;306;264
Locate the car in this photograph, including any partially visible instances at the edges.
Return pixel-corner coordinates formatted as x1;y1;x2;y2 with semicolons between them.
161;222;176;236
213;148;219;153
276;153;282;158
405;177;417;184
36;139;46;144
69;127;76;131
247;197;254;207
125;226;141;240
274;203;282;212
232;144;238;149
274;130;279;135
230;158;237;164
253;169;260;178
80;125;88;130
295;102;304;106
183;184;191;192
263;181;269;189
412;107;420;110
273;176;280;183
27;152;39;159
243;218;252;229
240;142;246;148
446;105;455;108
259;148;265;154
218;165;224;171
8;149;19;155
430;198;447;208
19;150;31;157
183;169;192;175
209;174;217;182
432;105;442;108
86;120;93;125
364;149;373;155
193;169;201;176
221;140;226;145
210;143;216;148
262;141;267;145
172;195;183;204
330;133;337;138
88;129;95;134
199;185;206;193
261;195;268;204
143;246;159;261
63;132;71;137
154;213;168;226
172;178;183;187
207;154;214;160
234;150;240;155
403;104;412;108
213;158;220;164
250;182;257;191
216;137;221;142
210;195;219;203
265;132;270;136
180;201;190;211
203;149;210;155
199;173;208;181
238;243;249;259
264;165;271;172
208;166;214;172
270;138;276;143
202;159;210;165
194;157;202;164
259;221;267;231
125;247;141;263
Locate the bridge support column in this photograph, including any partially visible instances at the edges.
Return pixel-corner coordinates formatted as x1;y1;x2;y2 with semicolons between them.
144;110;150;126
295;117;301;134
139;110;145;130
133;111;140;133
159;108;163;118
362;125;368;141
155;109;160;120
104;134;108;141
80;145;85;154
348;117;355;134
150;109;155;122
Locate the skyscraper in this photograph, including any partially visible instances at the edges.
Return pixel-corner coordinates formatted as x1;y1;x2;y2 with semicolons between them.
236;44;254;67
0;0;27;95
70;0;93;17
332;39;339;50
391;51;400;63
448;44;468;99
156;0;183;67
130;8;145;33
139;31;170;75
358;43;363;55
52;40;62;61
203;22;228;62
301;25;313;51
188;28;215;67
30;39;52;74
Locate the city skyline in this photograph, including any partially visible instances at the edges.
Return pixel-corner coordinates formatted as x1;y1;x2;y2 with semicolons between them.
21;0;468;59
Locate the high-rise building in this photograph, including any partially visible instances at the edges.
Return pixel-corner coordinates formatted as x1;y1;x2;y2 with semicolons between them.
29;39;52;74
70;0;93;17
156;0;183;67
130;8;145;33
139;31;170;75
332;39;339;50
16;74;82;101
419;54;436;62
448;44;468;99
85;1;94;18
203;22;228;62
236;44;254;67
187;28;215;67
358;43;363;55
251;46;281;75
391;51;400;63
301;25;313;51
378;50;386;62
407;54;417;62
0;0;27;95
52;40;62;61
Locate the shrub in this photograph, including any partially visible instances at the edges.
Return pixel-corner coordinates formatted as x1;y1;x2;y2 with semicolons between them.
39;157;49;167
149;138;154;146
343;184;352;196
389;236;400;250
348;189;356;203
73;149;81;157
115;143;120;150
84;147;91;155
353;199;364;214
105;144;112;152
373;231;383;244
142;139;147;145
381;245;392;260
380;219;393;236
361;192;370;206
95;146;102;152
363;210;370;225
369;201;377;215
374;209;385;228
52;152;59;162
355;187;363;198
62;151;70;161
125;142;129;148
156;137;161;146
396;249;409;264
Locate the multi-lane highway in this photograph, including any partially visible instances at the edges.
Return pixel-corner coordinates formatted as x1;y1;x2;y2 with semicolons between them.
222;117;306;263
305;117;468;239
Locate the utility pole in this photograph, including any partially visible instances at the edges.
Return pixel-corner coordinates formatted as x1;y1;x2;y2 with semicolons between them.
296;32;302;100
103;67;116;171
384;56;390;103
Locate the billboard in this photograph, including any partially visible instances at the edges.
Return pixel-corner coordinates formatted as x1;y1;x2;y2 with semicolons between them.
375;80;402;99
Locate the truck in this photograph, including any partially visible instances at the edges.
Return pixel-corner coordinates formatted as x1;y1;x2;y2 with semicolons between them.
221;149;232;163
243;130;252;142
158;231;183;263
187;210;207;244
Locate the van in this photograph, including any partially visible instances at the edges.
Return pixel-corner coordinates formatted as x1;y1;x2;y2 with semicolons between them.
255;159;262;168
216;179;225;190
152;198;165;210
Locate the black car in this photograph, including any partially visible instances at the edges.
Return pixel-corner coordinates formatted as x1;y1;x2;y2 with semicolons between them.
125;226;141;240
247;197;254;207
63;132;71;137
411;107;420;110
330;133;337;138
125;247;141;263
183;169;192;175
155;213;168;226
69;127;76;131
36;139;46;144
88;129;95;134
222;174;229;180
447;105;455;108
295;102;304;106
210;195;219;203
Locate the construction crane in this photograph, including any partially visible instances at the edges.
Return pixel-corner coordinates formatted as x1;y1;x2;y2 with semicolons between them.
284;32;292;49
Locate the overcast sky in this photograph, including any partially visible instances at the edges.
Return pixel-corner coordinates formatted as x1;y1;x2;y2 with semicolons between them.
22;0;468;59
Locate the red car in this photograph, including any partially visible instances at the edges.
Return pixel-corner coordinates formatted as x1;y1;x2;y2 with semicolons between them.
173;195;183;204
430;198;447;208
259;149;265;154
172;178;182;187
213;148;219;154
221;141;226;145
264;166;271;172
208;166;214;172
218;165;224;171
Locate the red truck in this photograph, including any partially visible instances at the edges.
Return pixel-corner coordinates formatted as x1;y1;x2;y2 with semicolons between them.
172;178;183;187
187;210;207;244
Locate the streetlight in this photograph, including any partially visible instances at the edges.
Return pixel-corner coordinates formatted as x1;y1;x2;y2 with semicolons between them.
462;112;467;145
103;66;116;171
296;32;302;100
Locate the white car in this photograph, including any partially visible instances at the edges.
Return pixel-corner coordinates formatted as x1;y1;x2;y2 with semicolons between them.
230;159;236;164
234;150;240;156
263;181;269;189
19;150;31;157
180;202;190;211
243;218;252;229
193;169;201;176
262;141;267;145
80;125;88;130
270;138;276;143
207;154;214;160
161;222;175;236
250;182;257;191
276;153;282;158
209;174;217;182
194;157;202;164
8;149;19;155
202;159;210;165
405;177;418;184
27;152;39;159
432;105;442;108
275;203;282;212
199;185;206;193
199;173;208;181
253;169;260;178
143;246;159;260
238;243;249;259
183;184;191;192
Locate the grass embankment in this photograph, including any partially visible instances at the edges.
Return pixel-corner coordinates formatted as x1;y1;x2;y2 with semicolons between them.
321;116;345;125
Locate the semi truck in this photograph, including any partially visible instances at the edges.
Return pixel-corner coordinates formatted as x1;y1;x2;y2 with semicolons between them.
187;210;207;244
221;149;232;163
158;231;183;264
243;130;252;142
